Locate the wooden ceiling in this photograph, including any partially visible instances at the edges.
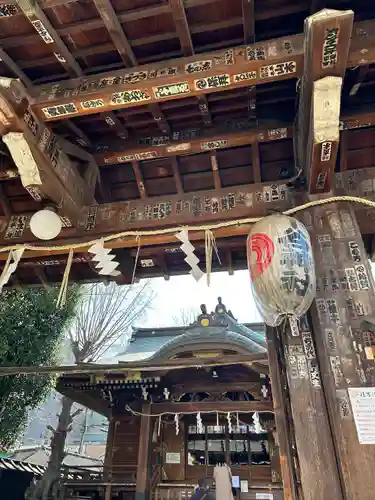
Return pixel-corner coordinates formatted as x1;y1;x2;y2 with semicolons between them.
0;0;375;287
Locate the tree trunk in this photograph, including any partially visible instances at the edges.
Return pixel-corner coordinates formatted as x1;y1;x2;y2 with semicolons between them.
25;396;74;500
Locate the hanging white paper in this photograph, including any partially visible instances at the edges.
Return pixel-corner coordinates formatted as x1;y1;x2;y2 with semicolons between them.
176;230;204;282
232;476;239;488
88;239;121;276
348;387;375;444
240;480;248;493
0;248;24;292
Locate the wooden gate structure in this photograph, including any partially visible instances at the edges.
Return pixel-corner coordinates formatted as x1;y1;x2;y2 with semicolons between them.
0;1;375;499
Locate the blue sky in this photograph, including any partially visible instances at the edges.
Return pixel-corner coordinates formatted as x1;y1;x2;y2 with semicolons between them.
143;269;262;327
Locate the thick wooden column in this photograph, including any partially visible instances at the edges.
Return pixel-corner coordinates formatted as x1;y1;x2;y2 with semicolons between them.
136;403;152;500
301;202;375;500
266;327;299;500
275;317;343;500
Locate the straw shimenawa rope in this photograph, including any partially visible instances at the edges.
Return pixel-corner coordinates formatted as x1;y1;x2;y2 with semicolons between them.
0;195;372;254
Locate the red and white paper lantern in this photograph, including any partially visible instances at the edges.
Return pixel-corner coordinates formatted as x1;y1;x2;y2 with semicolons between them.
247;214;316;326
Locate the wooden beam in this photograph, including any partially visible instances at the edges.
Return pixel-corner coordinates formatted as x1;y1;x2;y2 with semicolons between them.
15;0;82;77
171;156;183;194
148;103;171;135
0;47;33;88
348;64;369;97
296;9;353;193
132;161;146;199
252;142;261;183
29;19;375;122
197;95;212;127
0;185;12;217
339;129;348;171
95;125;293;166
0;179;291;247
0;79;95;223
90;0;170;136
168;0;213;127
34;266;51;289
169;0;194;56
101;112;128;140
92;0;136;67
210;151;221;189
64;120;93;149
0;353;268;377
136;403;151;500
29;34;305;120
1;166;375;260
93;106;375;166
150;400;273;414
242;0;255;44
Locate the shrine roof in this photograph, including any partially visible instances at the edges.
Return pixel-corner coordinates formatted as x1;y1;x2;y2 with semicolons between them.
102;317;266;363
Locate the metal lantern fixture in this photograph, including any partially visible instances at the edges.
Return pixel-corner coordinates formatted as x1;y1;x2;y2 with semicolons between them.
247;213;316;326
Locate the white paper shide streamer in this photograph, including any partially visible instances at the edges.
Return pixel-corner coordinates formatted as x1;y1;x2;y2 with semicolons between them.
88;239;121;276
0;248;24;292
176;229;204;281
247;214;316;326
252;412;263;434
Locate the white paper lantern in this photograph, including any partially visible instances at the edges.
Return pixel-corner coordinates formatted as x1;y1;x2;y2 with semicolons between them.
247;214;316;326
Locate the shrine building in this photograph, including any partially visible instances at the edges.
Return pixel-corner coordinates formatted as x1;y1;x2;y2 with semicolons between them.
57;302;280;500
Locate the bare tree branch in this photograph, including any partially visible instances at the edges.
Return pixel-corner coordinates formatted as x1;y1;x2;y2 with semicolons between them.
27;280;154;500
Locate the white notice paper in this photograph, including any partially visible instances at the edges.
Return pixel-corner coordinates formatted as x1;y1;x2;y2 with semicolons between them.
166;452;180;464
256;494;273;500
240;480;248;493
232;476;240;488
348;387;375;444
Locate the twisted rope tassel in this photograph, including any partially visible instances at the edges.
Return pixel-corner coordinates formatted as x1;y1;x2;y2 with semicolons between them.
56;248;74;309
131;233;141;285
205;229;221;286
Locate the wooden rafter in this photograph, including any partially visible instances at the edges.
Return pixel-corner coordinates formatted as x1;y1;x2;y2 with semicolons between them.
2;2;317;49
91;0;136;67
296;9;353;193
132;161;146;199
91;0;170;135
252;142;261;183
101;112;128;140
171;157;183;194
242;0;255;45
15;0;82;77
27;18;373;121
0;185;12;217
0;47;33;88
210;151;221;189
64;120;93;149
169;0;212;126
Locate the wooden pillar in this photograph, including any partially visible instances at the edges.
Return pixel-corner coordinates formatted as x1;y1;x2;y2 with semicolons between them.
266;327;299;500
301;201;375;500
136;403;152;500
275;314;343;500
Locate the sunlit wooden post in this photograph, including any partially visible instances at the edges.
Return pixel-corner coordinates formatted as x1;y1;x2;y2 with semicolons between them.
300;198;375;500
